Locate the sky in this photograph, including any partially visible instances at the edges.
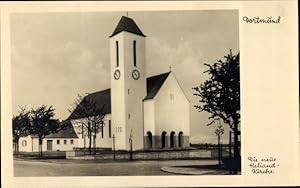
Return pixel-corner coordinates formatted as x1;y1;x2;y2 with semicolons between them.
11;10;239;144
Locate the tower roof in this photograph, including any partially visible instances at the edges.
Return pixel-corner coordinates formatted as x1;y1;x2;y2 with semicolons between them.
110;16;146;37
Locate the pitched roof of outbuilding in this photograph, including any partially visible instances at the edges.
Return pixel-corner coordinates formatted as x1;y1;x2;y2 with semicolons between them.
31;121;78;139
144;72;171;100
110;16;146;37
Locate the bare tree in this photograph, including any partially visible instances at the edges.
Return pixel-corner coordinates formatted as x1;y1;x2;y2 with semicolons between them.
12;107;31;154
68;94;105;155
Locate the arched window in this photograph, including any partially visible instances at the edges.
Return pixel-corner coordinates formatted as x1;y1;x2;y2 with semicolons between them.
178;131;183;147
170;131;175;148
133;40;136;67
161;131;167;148
147;131;152;149
116;41;119;67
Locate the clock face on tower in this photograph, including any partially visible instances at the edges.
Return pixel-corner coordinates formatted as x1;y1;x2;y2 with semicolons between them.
132;69;140;80
114;69;121;80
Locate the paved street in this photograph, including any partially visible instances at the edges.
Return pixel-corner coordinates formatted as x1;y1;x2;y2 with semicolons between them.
14;159;218;176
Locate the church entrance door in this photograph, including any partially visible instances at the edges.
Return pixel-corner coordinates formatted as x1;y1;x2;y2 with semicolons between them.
170;131;175;148
178;132;183;147
147;131;152;149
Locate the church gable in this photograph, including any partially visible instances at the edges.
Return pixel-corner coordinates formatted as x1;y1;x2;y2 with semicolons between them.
144;72;189;103
151;72;190;137
144;72;171;101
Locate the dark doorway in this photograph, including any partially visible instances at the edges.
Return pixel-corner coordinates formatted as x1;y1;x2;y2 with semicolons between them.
170;131;175;148
47;140;53;151
161;131;167;148
178;131;183;147
147;131;152;148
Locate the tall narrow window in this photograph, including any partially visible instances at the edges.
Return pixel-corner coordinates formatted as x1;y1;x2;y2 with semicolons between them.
109;120;111;138
22;140;27;147
133;40;136;67
170;93;174;100
161;131;167;148
116;41;119;67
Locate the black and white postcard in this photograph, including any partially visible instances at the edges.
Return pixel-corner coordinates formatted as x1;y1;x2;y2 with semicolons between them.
1;1;299;187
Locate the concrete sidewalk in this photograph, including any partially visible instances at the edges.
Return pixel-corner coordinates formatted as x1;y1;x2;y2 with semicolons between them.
161;164;230;175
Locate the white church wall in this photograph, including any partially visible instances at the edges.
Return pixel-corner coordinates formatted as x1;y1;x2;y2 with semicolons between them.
143;99;155;134
95;114;112;148
154;73;190;138
70;114;112;148
110;31;146;150
123;32;146;150
71;118;88;147
110;32;127;150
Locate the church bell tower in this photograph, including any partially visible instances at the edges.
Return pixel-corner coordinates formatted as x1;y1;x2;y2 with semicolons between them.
109;16;146;150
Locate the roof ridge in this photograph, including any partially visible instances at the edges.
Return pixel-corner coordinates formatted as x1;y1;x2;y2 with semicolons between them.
144;71;171;101
87;88;110;94
146;71;171;79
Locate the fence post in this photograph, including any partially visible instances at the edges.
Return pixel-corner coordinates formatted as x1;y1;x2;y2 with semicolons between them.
229;131;232;159
113;134;116;160
220;142;223;163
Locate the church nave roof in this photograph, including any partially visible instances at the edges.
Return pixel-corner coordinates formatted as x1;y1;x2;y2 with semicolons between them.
68;72;171;120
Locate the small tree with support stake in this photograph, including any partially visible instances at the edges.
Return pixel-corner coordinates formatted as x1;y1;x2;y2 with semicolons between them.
112;134;116;160
215;122;224;166
129;129;133;161
68;94;105;155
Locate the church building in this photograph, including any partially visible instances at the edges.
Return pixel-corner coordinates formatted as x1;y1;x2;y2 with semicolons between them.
69;16;190;151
